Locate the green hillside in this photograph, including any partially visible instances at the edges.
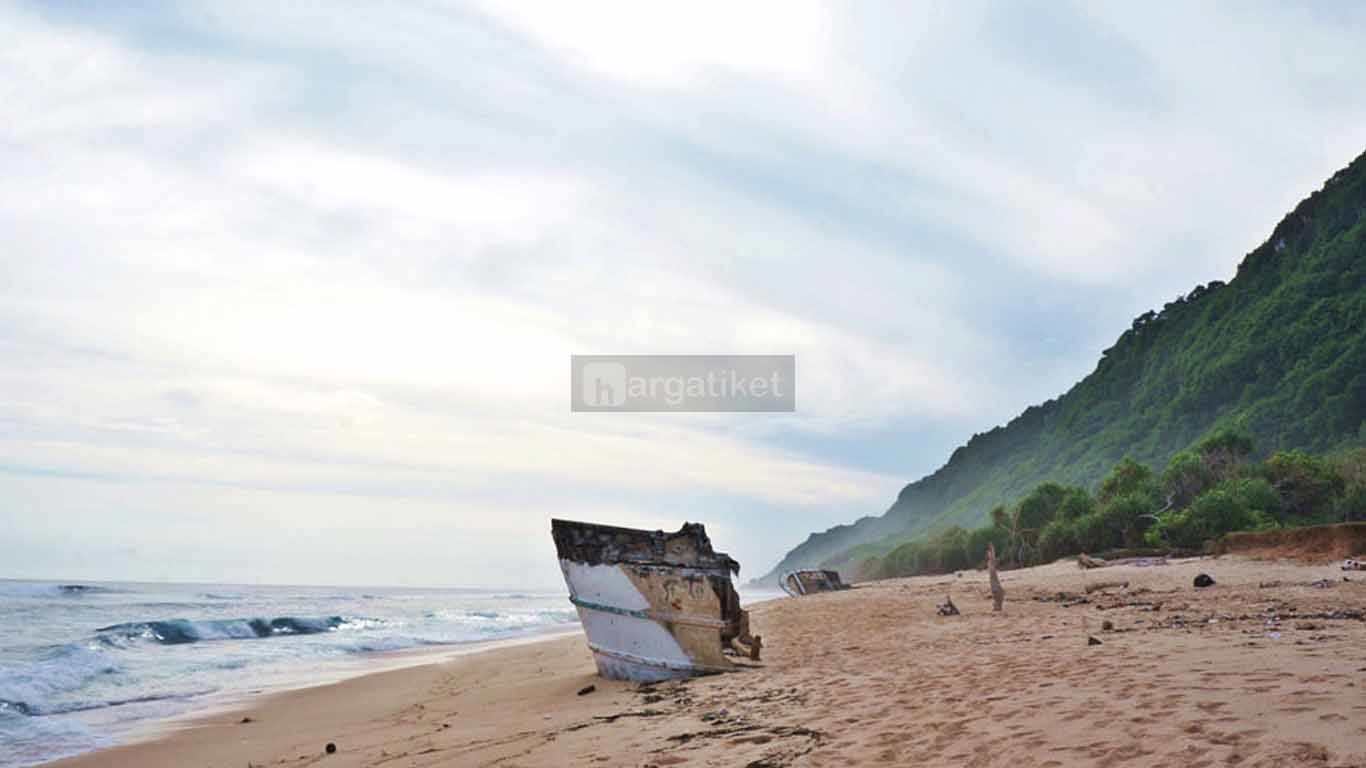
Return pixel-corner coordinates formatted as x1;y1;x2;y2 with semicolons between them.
759;149;1366;584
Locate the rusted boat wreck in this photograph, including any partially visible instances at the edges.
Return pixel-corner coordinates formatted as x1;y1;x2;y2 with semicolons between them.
552;519;760;682
779;569;849;597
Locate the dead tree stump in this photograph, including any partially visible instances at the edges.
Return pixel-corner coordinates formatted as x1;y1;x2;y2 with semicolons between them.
988;543;1005;612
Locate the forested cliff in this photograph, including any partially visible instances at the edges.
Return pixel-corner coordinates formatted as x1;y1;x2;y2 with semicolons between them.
760;149;1366;584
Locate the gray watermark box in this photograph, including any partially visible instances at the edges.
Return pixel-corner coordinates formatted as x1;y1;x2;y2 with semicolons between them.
571;355;795;412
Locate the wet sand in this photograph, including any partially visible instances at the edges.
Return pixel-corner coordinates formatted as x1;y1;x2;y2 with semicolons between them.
52;555;1366;767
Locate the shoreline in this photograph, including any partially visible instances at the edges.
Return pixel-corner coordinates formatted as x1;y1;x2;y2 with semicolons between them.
41;626;585;768
46;629;621;768
122;625;586;740
48;556;1366;767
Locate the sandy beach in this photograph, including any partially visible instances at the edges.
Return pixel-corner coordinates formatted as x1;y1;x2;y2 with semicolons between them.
51;555;1366;768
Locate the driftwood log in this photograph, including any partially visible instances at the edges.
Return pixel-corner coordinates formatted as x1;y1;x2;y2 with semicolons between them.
1083;580;1130;593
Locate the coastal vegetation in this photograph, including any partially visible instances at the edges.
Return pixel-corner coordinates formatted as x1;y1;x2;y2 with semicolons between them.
863;430;1366;578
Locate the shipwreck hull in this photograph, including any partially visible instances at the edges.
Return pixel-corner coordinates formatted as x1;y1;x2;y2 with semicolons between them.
552;519;752;682
780;569;848;596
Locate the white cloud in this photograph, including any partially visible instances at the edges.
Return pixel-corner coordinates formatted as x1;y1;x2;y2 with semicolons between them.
471;0;836;88
3;1;1366;584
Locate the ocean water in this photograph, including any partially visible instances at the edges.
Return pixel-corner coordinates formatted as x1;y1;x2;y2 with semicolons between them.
0;580;784;767
0;580;585;767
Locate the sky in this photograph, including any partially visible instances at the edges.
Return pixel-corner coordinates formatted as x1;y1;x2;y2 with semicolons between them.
3;1;1365;588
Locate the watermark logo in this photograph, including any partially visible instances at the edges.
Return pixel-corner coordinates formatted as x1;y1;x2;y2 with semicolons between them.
571;355;795;412
580;361;627;407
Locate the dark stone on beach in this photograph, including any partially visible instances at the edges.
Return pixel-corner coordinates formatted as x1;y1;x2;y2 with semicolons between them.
325;743;337;755
1088;636;1103;646
1101;619;1114;632
1194;574;1215;588
239;716;253;724
577;684;596;696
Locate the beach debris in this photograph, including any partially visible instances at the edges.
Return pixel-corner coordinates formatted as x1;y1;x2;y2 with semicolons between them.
564;709;668;732
1101;619;1115;632
1193;573;1216;588
987;543;1005;612
239;716;253;724
1344;558;1364;571
747;634;763;661
1094;597;1163;612
1084;580;1129;594
728;611;762;661
1077;553;1108;569
325;742;337;755
779;569;850;596
937;595;960;616
1077;553;1168;569
1088;636;1103;646
1126;557;1168;567
551;519;758;681
577;684;597;696
1034;591;1090;607
1309;578;1334;589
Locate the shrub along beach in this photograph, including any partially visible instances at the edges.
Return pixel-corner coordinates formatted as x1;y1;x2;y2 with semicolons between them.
864;432;1365;580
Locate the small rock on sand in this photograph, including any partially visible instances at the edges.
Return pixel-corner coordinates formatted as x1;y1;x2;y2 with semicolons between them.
325;743;337;755
577;684;596;696
1088;636;1103;646
1194;574;1215;588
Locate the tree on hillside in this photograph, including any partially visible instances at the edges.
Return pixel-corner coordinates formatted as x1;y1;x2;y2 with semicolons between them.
1015;482;1069;536
1331;447;1366;522
1147;477;1281;549
1263;450;1344;523
1098;457;1156;505
1195;428;1254;474
1162;429;1255;510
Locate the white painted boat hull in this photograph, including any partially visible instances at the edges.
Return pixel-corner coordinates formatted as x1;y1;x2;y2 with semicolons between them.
560;560;732;681
551;519;754;682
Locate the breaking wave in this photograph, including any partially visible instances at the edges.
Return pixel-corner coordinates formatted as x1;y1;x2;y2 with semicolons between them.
0;582;580;768
94;616;351;646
